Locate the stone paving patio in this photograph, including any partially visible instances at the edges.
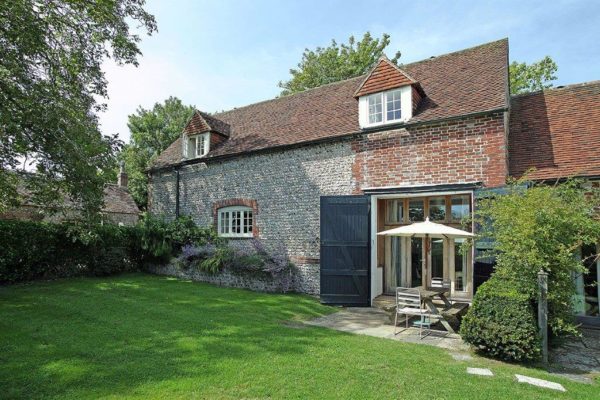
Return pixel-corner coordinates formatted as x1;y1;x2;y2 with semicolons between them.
306;307;469;352
307;307;600;379
550;327;600;374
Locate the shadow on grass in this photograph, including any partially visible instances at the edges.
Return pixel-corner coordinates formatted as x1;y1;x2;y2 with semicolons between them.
0;273;337;399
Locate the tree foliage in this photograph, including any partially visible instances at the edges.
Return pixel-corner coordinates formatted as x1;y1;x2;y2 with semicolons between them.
0;0;156;216
278;32;400;96
509;56;558;95
122;97;195;209
474;177;600;336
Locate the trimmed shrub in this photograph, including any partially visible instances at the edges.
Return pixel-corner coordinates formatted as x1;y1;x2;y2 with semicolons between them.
460;277;541;362
0;215;219;284
0;220;140;283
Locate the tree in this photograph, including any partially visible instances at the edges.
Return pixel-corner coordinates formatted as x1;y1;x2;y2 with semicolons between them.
0;0;156;216
474;177;600;337
509;56;558;95
278;32;401;96
122;97;195;209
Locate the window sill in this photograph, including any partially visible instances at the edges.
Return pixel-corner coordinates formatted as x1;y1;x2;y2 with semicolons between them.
218;235;254;239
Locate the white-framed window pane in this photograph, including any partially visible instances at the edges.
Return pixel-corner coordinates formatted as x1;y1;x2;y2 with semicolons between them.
196;135;204;157
386;89;401;121
244;211;253;234
232;211;241;233
188;137;196;158
218;206;253;237
368;93;383;124
219;211;229;234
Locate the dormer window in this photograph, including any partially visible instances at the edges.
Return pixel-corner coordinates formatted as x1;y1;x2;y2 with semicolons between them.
180;110;230;161
186;133;209;158
354;56;424;129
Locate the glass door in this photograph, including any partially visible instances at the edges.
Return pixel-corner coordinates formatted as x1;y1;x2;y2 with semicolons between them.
580;244;599;317
411;238;423;287
385;236;404;293
429;238;445;283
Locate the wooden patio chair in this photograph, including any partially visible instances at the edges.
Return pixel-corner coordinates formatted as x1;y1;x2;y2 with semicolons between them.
431;278;453;304
394;287;431;339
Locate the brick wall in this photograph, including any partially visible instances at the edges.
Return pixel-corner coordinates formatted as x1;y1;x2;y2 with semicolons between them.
351;112;508;191
149;111;509;294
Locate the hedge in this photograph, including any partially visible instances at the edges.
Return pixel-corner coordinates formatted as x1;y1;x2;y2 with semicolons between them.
460;276;541;362
0;216;222;284
0;219;143;283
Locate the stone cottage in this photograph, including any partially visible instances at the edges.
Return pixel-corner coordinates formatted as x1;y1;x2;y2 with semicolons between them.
148;39;600;324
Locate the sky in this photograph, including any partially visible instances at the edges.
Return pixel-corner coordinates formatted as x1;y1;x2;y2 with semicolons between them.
99;0;600;142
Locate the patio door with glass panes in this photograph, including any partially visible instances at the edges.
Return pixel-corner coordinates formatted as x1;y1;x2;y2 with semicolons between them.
575;244;599;322
382;194;473;297
384;236;424;293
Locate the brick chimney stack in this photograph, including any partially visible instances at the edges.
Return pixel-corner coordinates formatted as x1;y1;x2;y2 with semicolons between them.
118;161;128;188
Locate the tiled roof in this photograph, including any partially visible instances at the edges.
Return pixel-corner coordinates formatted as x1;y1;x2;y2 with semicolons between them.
509;81;600;180
354;56;417;98
13;180;140;216
184;110;230;137
102;185;141;215
153;39;509;169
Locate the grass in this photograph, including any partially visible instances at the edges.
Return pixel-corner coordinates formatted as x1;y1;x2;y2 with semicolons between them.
0;273;597;399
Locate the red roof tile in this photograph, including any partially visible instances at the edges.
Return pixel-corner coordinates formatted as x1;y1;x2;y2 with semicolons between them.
153;39;509;169
509;81;600;180
354;57;417;97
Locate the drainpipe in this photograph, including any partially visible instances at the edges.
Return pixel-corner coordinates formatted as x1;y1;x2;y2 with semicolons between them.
175;167;180;218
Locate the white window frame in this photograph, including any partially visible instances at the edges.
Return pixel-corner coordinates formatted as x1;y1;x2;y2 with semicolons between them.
359;86;413;128
367;89;402;125
185;132;210;159
217;206;253;238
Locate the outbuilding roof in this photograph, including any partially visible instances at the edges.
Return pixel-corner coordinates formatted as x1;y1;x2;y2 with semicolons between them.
509;81;600;180
153;39;509;169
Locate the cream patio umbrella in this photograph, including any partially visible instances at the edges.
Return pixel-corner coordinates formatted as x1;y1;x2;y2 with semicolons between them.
377;217;475;239
377;217;475;288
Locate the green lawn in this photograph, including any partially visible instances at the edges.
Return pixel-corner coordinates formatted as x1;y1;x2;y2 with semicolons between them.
0;274;596;399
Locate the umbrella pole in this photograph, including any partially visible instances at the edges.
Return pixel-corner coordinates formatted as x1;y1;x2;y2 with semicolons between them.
423;233;429;288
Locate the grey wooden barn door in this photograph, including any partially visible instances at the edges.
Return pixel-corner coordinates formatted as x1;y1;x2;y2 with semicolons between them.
320;195;370;306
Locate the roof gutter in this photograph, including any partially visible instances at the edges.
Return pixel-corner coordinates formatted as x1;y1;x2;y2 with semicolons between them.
148;107;509;174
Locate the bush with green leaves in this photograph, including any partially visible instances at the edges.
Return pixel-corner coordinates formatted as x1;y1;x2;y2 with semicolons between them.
0;219;140;283
137;213;221;262
175;238;296;292
225;239;296;291
0;215;221;283
473;177;600;337
460;277;541;362
175;243;232;275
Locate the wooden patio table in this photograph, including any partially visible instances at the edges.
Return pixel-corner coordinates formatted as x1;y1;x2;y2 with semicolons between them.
416;286;455;334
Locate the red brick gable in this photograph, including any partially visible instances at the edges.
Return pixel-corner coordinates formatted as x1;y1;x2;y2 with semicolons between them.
509;81;600;180
354;57;417;98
